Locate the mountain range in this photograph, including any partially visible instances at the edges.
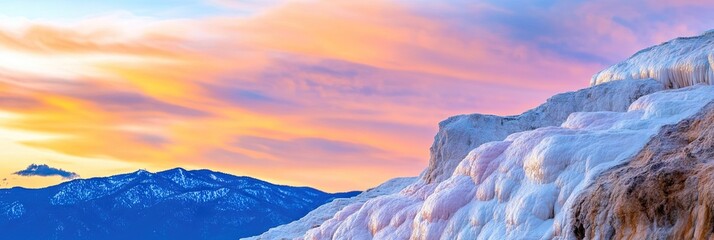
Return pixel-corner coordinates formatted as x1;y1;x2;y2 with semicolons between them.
0;168;359;240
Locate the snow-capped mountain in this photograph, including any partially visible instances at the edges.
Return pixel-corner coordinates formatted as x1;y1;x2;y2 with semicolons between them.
258;31;714;239
0;168;359;240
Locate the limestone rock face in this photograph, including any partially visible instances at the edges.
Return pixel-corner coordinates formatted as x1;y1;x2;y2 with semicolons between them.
423;79;663;183
570;102;714;240
260;31;714;240
299;85;714;240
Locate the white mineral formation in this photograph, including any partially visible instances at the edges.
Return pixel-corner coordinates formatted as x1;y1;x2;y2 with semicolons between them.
423;80;663;183
245;178;415;240
302;84;714;240
259;31;714;240
591;30;714;88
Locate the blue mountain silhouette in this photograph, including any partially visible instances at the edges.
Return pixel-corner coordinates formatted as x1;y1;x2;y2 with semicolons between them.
0;168;359;240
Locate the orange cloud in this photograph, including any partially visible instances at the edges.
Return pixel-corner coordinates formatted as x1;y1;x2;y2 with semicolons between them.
0;0;712;191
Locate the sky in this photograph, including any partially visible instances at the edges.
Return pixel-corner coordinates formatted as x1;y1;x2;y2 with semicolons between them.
0;0;712;192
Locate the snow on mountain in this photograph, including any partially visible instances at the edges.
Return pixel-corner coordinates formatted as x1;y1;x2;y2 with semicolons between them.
0;201;25;220
591;30;714;88
0;168;359;240
246;177;416;240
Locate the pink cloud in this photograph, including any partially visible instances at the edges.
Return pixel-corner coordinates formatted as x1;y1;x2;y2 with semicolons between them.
0;0;712;191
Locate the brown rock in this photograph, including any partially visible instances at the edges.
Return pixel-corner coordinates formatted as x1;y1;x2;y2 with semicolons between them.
570;102;714;240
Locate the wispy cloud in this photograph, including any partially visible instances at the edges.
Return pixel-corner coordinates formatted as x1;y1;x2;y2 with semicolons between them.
14;164;79;179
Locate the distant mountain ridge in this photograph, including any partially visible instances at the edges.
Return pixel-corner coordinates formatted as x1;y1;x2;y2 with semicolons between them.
0;168;359;240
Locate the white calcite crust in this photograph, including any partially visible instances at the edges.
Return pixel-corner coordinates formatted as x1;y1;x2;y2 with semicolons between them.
245;177;416;240
299;85;714;240
423;79;663;183
255;80;665;240
258;31;714;240
591;30;714;88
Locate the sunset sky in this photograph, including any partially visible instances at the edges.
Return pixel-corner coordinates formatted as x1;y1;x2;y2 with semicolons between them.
0;0;712;192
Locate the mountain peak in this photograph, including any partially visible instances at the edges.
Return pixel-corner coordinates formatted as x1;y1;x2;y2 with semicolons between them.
157;167;188;174
132;169;153;177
